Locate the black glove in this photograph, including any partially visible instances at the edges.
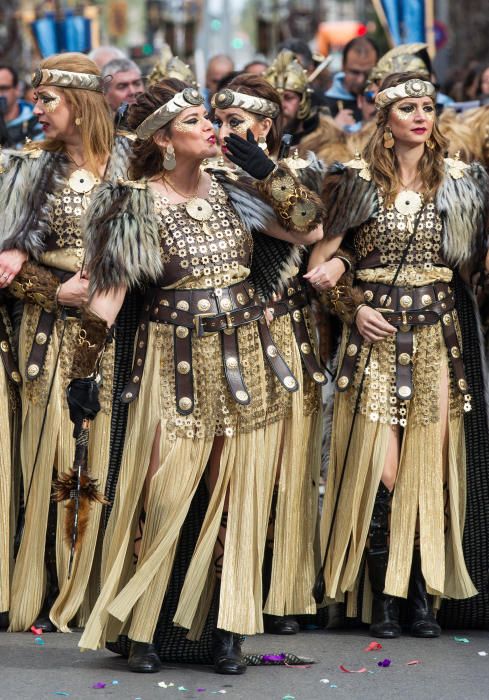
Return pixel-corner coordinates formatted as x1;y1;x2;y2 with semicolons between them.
66;378;100;437
223;129;276;180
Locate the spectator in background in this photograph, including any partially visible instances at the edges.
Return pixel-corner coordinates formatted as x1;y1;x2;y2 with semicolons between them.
88;45;126;71
324;36;379;128
102;58;144;113
477;64;489;98
203;54;234;110
242;56;268;75
0;65;42;148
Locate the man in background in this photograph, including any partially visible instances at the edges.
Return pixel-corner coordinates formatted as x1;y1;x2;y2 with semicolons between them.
0;65;42;148
102;58;145;114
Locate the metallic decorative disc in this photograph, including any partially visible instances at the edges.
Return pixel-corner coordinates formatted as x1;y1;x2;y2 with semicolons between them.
394;189;422;216
292;310;302;322
176;300;190;311
458;378;468;392
313;371;326;383
346;344;358;357
364;290;374;302
220;298;232;311
11;371;21;384
300;342;311;355
176;326;189;338
235;390;249;403
398;385;412;398
337;376;349;389
68;168;98;194
398;353;411;366
400;295;413;308
267;345;278;358
177;361;190;374
197;298;211;311
291;200;316;228
271;175;295;202
178;396;193;411
283;375;297;389
185;197;213;221
421;294;432;306
27;363;40;377
0;341;8;352
226;357;238;369
450;346;461;359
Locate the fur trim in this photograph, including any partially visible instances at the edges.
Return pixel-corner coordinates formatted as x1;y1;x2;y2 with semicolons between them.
84;181;163;296
291;152;327;195
106;134;133;181
0;149;67;257
296;114;351;165
323;161;377;238
211;168;277;233
437;160;489;270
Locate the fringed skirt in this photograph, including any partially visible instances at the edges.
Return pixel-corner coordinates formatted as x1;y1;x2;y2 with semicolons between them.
9;306;113;632
320;306;477;621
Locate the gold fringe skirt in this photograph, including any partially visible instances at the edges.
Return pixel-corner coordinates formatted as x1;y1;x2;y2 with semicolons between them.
320;321;477;620
9;308;113;632
0;363;17;614
79;313;298;650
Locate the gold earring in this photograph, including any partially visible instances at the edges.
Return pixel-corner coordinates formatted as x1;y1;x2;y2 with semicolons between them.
75;116;82;126
257;135;269;154
163;143;176;171
383;126;394;149
426;138;435;150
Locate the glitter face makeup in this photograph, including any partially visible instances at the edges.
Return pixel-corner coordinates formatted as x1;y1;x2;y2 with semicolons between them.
41;90;61;113
393;101;435;121
214;113;258;136
173;113;211;132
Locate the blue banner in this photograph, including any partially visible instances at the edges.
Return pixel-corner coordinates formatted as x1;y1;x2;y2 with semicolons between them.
380;0;426;44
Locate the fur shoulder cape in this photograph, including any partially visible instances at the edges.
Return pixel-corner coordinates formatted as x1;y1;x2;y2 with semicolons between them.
323;157;489;271
0;135;132;258
84;170;307;301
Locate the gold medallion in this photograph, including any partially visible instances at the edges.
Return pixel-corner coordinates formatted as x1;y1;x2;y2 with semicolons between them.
185;197;213;221
68;168;99;194
394;189;422;216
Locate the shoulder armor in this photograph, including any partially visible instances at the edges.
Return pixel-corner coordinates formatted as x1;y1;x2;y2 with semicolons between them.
444;155;470;180
116;177;147;190
343;155;371;181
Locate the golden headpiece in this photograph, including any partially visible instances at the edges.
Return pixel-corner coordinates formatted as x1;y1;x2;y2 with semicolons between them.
31;68;105;93
369;43;430;85
264;50;312;120
147;44;197;87
375;78;435;110
211;88;280;119
135;87;204;139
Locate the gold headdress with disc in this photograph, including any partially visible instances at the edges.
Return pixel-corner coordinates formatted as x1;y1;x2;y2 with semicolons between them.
264;50;313;120
147;44;197;87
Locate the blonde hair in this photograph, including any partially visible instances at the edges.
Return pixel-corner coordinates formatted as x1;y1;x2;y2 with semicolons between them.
33;53;114;172
363;71;448;203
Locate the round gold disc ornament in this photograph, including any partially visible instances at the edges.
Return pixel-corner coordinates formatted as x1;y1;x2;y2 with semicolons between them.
68;168;99;194
185;197;213;221
394;189;423;216
291;200;316;228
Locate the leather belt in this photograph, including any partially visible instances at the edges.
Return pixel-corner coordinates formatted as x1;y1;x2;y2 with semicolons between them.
357;250;450;270
269;279;327;385
122;281;298;414
0;311;21;386
336;281;469;402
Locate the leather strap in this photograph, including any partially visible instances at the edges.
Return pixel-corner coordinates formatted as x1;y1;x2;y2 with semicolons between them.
257;316;298;393
221;328;250;405
336;325;363;392
172;290;194;415
121;294;153;404
395;325;414;401
0;312;21;385
26;309;56;382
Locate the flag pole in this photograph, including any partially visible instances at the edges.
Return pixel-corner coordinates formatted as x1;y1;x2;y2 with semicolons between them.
425;0;436;58
371;0;395;48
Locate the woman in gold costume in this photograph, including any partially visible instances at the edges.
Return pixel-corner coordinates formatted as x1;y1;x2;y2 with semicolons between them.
68;78;323;673
213;73;328;636
311;72;489;638
0;53;131;633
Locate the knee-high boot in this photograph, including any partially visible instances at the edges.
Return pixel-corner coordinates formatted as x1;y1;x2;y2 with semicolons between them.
367;483;401;638
34;501;59;632
407;548;441;638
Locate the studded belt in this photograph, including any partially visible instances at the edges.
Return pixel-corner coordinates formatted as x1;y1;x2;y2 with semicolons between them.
0;301;21;386
122;280;299;415
336;281;470;407
268;277;327;385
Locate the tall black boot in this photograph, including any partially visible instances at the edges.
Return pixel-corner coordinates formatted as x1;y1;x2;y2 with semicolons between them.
34;501;59;632
212;627;246;675
407;549;441;638
367;483;401;639
128;641;162;672
0;611;8;630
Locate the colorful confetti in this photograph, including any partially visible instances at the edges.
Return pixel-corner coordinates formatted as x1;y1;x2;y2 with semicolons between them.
54;694;70;697
31;625;43;635
158;682;175;688
92;683;106;689
478;651;488;657
364;641;382;652
377;659;391;668
454;636;470;644
407;660;421;666
320;678;330;684
263;653;287;663
339;665;367;673
35;637;45;646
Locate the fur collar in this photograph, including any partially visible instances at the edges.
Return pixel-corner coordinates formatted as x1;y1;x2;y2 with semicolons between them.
0;135;132;259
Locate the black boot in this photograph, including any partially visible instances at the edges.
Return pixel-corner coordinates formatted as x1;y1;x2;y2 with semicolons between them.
407;549;441;638
367;483;401;639
212;627;246;675
34;501;59;633
128;641;162;673
263;614;300;634
0;611;8;630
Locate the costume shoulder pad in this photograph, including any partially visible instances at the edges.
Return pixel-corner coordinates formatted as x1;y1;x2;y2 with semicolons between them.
323;158;377;238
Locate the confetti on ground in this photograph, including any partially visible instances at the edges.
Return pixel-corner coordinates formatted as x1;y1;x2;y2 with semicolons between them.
92;683;106;689
31;625;43;635
178;687;188;692
339;665;367;673
112;680;119;685
407;660;421;666
454;636;470;644
54;694;70;697
377;659;391;668
320;678;330;684
364;641;382;652
282;696;295;699
263;653;287;663
158;682;175;688
330;685;338;689
35;637;45;646
478;651;488;656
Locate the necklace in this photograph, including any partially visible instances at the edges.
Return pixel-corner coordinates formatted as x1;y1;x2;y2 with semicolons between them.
394;173;423;216
65;150;100;195
163;172;213;222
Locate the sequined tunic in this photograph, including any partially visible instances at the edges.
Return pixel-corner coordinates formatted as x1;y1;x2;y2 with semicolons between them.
344;192;465;427
148;175;291;440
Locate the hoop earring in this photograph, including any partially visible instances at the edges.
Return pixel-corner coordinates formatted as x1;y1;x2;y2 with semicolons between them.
426;138;435;150
163;143;176;171
75;116;82;127
383;126;394;149
257;135;269;154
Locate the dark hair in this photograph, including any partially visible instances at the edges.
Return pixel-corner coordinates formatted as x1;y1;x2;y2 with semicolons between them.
216;71;240;91
0;65;18;87
127;78;188;180
342;36;379;65
224;73;283;155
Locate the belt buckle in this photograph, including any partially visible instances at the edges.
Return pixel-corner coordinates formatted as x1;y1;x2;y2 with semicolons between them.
193;312;214;337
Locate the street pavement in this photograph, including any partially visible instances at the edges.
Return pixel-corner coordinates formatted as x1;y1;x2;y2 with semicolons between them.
1;628;489;700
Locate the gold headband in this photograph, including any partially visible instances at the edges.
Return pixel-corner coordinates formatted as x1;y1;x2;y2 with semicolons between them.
135;87;204;140
375;78;435;110
31;68;105;93
211;88;280;119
